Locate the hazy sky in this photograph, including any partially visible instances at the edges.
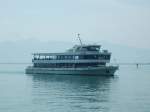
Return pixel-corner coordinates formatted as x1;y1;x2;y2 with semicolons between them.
0;0;150;48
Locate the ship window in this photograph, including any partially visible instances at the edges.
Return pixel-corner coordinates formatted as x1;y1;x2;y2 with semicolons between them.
64;56;67;59
57;56;60;60
75;56;79;60
68;55;73;59
60;56;64;60
86;46;100;51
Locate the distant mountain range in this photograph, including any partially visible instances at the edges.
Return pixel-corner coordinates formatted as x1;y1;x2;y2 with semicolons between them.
0;39;150;64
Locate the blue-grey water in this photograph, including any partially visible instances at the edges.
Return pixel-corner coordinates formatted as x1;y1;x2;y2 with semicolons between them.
0;64;150;112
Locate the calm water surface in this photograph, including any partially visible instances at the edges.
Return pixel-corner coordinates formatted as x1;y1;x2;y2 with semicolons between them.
0;64;150;112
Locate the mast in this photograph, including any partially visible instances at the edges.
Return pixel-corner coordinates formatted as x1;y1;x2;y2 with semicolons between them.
77;33;83;46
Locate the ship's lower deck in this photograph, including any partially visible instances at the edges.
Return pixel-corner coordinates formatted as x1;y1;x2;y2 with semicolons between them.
25;66;119;76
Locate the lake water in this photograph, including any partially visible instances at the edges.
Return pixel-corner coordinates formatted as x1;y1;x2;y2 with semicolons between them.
0;64;150;112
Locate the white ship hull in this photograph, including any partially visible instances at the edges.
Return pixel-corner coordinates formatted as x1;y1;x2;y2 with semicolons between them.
25;66;118;76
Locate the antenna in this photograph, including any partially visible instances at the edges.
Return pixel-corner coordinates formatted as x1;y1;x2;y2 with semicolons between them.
77;33;83;45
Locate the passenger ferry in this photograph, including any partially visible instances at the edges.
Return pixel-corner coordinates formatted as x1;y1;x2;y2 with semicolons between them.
25;34;119;76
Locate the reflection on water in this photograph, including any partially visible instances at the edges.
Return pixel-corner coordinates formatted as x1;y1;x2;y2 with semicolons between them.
28;74;118;112
1;65;150;112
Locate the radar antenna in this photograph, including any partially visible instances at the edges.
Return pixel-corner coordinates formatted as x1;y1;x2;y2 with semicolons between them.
77;33;83;45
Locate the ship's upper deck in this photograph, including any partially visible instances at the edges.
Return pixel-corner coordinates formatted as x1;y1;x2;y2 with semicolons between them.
33;44;110;56
32;44;111;66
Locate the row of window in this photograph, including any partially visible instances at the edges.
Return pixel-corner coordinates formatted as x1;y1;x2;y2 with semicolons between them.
33;55;110;60
34;63;105;68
